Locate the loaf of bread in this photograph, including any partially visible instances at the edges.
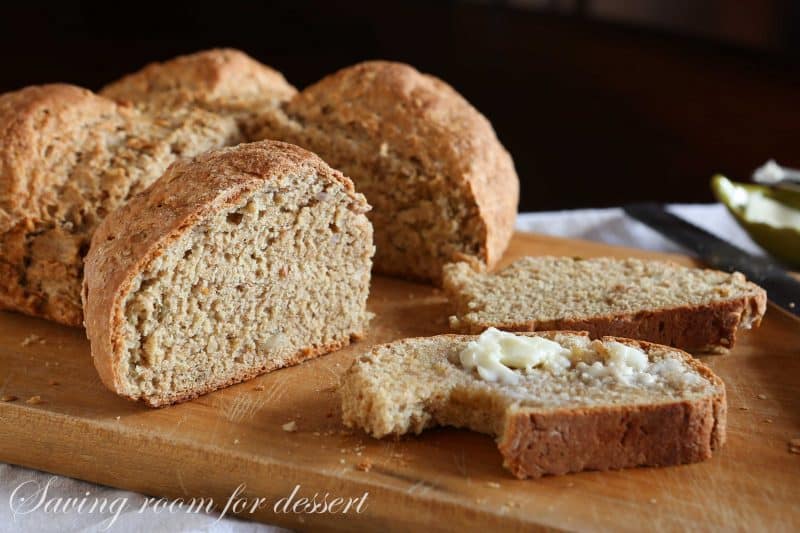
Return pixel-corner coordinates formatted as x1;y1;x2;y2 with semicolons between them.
0;84;241;325
100;48;297;139
104;53;520;283
443;256;767;352
2;49;516;324
83;141;373;406
340;329;726;478
262;61;519;283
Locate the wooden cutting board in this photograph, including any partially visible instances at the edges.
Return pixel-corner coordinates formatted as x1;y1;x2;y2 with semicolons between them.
1;232;798;532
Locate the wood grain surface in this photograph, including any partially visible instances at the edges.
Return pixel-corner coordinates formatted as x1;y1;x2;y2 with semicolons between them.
0;232;798;531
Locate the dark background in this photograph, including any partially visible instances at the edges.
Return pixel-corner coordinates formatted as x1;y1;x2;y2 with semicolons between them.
2;1;799;211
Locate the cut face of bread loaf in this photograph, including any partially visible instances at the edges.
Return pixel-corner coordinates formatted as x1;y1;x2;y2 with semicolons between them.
106;55;520;283
262;61;519;283
443;256;767;352
340;330;726;479
100;48;297;139
83;141;373;407
0;84;240;325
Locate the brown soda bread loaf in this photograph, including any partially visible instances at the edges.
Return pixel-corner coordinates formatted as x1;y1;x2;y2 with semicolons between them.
83;141;373;406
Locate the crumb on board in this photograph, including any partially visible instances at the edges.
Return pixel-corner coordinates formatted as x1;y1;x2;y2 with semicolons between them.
339;458;346;465
21;334;45;347
253;385;265;392
739;406;750;411
757;394;768;400
764;418;773;424
649;498;657;504
487;482;501;489
234;439;240;445
356;460;373;472
115;416;121;421
282;421;297;432
1;394;18;402
789;438;800;454
26;395;43;405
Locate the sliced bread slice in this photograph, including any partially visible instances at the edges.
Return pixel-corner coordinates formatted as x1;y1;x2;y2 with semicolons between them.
340;329;726;478
443;256;767;352
83;140;374;407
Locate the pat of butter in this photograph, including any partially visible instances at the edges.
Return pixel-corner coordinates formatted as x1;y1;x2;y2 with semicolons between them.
577;341;652;386
606;341;649;373
459;328;571;385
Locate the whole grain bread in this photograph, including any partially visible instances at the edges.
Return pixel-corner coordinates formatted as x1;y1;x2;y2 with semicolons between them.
1;50;516;324
340;331;727;479
443;256;767;352
260;61;519;283
100;48;297;139
0;84;241;325
83;141;373;407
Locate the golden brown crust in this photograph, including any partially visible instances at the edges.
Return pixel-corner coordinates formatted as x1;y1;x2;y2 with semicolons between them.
100;48;297;138
83;140;369;405
0;82;240;325
101;48;296;113
498;337;727;478
457;293;767;353
0;84;119;227
0;85;128;324
443;258;768;352
273;61;519;281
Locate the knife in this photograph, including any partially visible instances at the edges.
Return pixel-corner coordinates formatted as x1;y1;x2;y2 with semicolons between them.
623;203;800;319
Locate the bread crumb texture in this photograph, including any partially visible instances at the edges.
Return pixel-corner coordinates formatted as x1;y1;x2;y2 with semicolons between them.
1;50;517;326
83;141;373;407
443;256;767;352
341;331;727;478
0;50;295;325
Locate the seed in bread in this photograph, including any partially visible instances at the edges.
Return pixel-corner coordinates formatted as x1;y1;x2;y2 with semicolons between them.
340;330;727;479
0;84;240;325
258;61;519;283
83;141;374;407
443;256;767;352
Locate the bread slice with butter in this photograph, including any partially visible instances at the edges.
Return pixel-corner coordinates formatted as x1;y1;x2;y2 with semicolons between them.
443;256;767;353
340;329;726;479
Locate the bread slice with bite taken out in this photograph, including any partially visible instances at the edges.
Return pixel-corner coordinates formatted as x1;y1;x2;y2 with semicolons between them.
340;329;726;479
83;140;374;407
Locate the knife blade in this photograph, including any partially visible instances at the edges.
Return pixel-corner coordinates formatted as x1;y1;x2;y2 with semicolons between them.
623;203;800;319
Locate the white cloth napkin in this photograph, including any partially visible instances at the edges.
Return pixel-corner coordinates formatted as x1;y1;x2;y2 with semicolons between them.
0;204;763;533
514;203;764;256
